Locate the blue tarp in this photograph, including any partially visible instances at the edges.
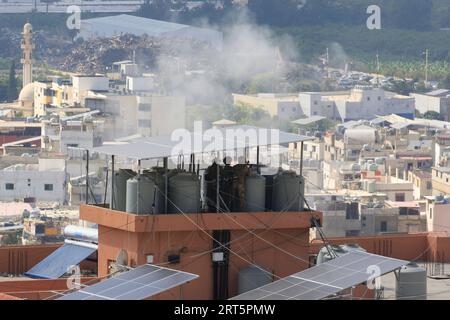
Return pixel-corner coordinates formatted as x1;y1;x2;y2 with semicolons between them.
25;243;96;279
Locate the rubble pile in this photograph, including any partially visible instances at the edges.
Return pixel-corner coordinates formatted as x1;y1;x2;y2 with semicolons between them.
58;34;218;73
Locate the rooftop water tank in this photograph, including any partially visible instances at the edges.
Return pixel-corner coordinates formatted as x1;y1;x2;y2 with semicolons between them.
272;171;305;212
396;263;427;300
238;265;272;294
245;173;266;212
126;174;158;215
64;225;98;243
113;169;136;212
167;171;201;214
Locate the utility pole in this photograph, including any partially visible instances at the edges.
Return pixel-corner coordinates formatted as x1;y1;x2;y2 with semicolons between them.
424;49;429;87
376;51;380;87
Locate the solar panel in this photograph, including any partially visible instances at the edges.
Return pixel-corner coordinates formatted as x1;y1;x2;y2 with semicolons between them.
25;243;97;279
58;264;199;300
230;251;408;300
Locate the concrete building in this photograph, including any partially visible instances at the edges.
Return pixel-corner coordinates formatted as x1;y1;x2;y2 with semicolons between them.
232;93;302;120
434;134;450;167
41;113;104;154
432;167;450;196
85;92;186;139
0;158;67;203
425;196;450;235
411;89;450;121
72;75;109;106
407;170;433;200
299;87;415;121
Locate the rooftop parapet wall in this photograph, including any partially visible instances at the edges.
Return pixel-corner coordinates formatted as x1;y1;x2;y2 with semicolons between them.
80;204;322;233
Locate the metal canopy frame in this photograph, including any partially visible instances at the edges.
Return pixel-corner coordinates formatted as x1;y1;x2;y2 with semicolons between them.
77;125;312;206
85;125;313;161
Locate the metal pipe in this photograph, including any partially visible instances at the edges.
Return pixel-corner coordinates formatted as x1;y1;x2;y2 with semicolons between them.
256;146;260;174
164;157;168;214
216;159;220;213
110;155;115;209
85;149;89;205
300;141;304;177
137;159;141;215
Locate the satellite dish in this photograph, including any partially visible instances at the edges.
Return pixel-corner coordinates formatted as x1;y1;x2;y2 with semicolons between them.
116;249;128;267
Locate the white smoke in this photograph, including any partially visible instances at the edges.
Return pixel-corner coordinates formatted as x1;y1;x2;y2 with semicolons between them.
156;8;299;106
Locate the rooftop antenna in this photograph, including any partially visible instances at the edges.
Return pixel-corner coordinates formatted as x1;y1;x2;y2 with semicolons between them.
376;51;380;87
424;49;429;87
132;49;136;64
326;47;330;78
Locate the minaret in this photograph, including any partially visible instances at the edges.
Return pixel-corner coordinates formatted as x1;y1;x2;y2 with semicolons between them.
21;23;34;88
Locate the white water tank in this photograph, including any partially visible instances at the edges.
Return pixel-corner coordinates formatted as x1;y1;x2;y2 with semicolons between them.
238;265;272;294
396;263;427;300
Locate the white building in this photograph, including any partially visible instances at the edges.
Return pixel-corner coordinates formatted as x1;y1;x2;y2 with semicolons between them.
0;158;67;203
78;14;223;50
299;87;415;121
85;92;186;139
72;75;109;106
411;89;450;121
425;195;450;235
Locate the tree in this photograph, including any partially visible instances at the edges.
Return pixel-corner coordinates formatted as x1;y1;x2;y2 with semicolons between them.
423;111;444;121
137;0;171;20
440;74;450;89
7;60;18;102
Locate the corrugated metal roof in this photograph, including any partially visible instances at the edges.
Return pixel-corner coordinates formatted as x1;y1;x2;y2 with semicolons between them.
82;14;189;36
292;116;326;126
87;125;313;160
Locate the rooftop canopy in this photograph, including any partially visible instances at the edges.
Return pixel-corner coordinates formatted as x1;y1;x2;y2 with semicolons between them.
86;125;313;160
292;116;326;126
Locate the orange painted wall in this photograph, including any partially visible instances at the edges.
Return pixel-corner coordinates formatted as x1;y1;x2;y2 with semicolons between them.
0;244;61;275
97;226;311;300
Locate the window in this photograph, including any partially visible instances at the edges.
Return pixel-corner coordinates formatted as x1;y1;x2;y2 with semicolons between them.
346;203;359;220
427;182;432;190
345;230;360;237
5;183;14;190
281;107;285;112
367;97;371;101
292;107;297;112
380;221;387;232
138;119;151;128
378;96;381;101
138;103;152;112
395;193;405;202
44;184;53;191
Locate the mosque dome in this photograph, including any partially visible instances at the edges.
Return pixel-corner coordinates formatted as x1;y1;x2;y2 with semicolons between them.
18;83;35;102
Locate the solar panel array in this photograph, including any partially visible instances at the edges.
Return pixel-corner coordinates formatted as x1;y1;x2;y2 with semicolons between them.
231;251;408;300
58;264;199;300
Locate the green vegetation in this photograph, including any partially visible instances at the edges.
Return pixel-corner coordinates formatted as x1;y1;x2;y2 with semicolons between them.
187;103;295;132
7;61;18;102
